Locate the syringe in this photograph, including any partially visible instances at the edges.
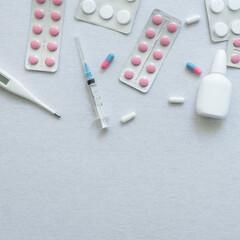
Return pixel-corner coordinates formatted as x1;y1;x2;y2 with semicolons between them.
75;37;108;129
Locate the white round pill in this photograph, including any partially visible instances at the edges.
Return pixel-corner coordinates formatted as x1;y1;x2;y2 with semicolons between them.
126;0;136;2
228;0;240;10
231;20;240;34
99;5;114;20
81;0;96;15
214;22;228;37
210;0;225;13
117;10;131;25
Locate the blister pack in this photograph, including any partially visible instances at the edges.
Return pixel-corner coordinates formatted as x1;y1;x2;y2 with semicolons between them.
119;9;181;93
25;0;65;73
205;0;240;42
75;0;141;35
226;35;240;68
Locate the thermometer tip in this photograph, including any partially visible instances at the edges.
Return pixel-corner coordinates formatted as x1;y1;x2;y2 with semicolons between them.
54;112;61;118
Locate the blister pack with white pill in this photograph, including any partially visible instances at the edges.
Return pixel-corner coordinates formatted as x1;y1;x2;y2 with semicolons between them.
205;0;240;42
75;0;141;34
25;0;65;73
119;9;181;93
226;35;240;68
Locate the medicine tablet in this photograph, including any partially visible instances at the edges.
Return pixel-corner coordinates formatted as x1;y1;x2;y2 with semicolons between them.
117;10;131;25
153;50;163;60
146;28;156;39
28;55;38;65
233;38;240;47
139;78;149;87
52;0;62;5
47;42;57;51
160;36;170;46
81;0;96;15
228;0;240;11
34;9;44;19
168;22;177;32
231;20;240;35
100;5;114;20
45;57;55;66
132;56;141;66
185;15;200;25
138;42;148;52
214;22;228;37
30;40;40;49
146;63;156;73
49;26;59;36
231;54;240;63
168;97;185;104
210;0;225;13
152;14;162;25
124;69;134;79
121;112;136;124
32;24;42;34
51;11;61;21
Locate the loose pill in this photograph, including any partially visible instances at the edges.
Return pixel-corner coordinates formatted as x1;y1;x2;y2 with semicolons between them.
49;26;59;36
34;9;44;19
51;11;61;21
153;50;163;60
101;53;114;69
139;78;149;87
52;0;62;5
168;97;185;104
146;63;156;73
146;28;155;39
132;56;141;66
160;36;170;46
231;54;240;64
124;70;134;79
185;15;200;25
233;38;240;47
138;42;148;52
30;40;40;49
28;55;38;65
47;42;57;51
121;112;136;123
45;57;55;66
152;14;162;25
186;62;202;75
32;24;42;34
168;22;177;32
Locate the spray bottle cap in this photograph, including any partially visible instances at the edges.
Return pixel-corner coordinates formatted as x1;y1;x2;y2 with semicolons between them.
211;50;227;75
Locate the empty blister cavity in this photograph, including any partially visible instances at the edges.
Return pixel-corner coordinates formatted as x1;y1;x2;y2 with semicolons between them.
119;9;182;93
25;0;65;72
75;0;141;34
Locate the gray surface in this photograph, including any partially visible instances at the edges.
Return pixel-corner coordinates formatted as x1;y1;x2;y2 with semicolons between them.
0;0;240;239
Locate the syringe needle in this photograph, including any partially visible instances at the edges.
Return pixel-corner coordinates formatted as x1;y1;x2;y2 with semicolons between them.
75;37;85;64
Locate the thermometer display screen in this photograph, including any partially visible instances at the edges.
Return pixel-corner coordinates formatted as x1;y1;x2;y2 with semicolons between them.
0;75;9;85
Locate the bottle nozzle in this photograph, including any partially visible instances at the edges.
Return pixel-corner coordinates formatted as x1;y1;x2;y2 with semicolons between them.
211;50;227;75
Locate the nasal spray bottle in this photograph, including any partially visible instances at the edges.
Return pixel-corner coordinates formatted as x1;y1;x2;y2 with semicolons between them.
196;50;232;119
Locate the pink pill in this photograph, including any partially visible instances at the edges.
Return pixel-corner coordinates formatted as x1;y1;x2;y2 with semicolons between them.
153;50;163;60
124;69;134;79
28;55;38;65
233;38;240;47
52;0;62;5
45;57;55;67
30;40;40;49
152;15;162;25
49;26;59;36
139;78;149;87
51;11;61;21
36;0;45;3
161;36;170;46
168;22;177;33
146;63;156;73
231;54;240;64
32;24;42;34
34;9;44;19
138;42;148;52
47;42;57;51
131;56;141;66
146;28;156;39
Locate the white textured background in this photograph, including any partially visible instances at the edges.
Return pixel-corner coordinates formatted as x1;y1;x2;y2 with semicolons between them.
1;0;240;239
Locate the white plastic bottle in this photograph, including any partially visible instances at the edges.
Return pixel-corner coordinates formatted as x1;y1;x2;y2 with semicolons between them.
196;50;232;119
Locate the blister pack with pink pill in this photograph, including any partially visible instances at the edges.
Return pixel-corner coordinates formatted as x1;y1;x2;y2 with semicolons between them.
25;0;65;73
205;0;240;42
75;0;141;34
119;9;181;93
226;35;240;68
